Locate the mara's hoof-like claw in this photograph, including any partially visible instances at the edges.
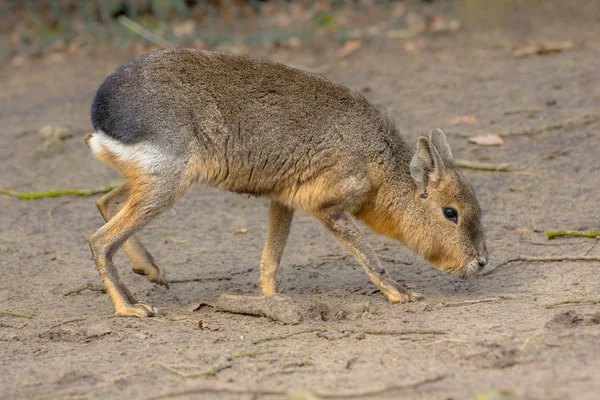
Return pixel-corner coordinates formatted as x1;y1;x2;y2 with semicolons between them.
381;280;423;304
115;302;159;317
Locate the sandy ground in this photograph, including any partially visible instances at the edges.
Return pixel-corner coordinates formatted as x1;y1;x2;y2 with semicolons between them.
1;15;600;400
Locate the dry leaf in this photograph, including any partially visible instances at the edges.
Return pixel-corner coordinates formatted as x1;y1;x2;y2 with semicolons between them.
44;52;65;64
447;115;478;125
403;41;417;52
516;227;528;233
10;54;27;67
469;134;504;146
513;40;573;58
339;40;363;58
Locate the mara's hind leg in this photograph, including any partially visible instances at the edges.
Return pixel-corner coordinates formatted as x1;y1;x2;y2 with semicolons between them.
259;201;294;295
89;177;179;317
97;183;167;286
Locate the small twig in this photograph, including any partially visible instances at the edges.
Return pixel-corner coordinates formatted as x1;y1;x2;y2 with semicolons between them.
170;268;254;284
264;367;314;377
48;199;74;225
482;255;600;276
352;328;446;336
146;317;197;323
147;374;446;400
443;298;500;307
49;316;88;329
547;230;600;240
63;283;106;296
232;350;274;358
252;328;327;345
118;15;173;47
170;276;232;284
318;253;411;266
545;297;600;309
522;240;585;247
155;354;232;378
424;338;469;346
0;311;35;319
584;238;599;256
0;183;120;200
503;106;543;115
455;160;516;172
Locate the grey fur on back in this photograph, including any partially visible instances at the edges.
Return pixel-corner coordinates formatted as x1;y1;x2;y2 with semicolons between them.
91;48;413;197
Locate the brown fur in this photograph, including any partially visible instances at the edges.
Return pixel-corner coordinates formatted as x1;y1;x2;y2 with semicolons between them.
86;49;487;316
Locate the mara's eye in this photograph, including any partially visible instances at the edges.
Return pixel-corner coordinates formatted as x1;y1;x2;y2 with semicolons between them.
442;207;458;223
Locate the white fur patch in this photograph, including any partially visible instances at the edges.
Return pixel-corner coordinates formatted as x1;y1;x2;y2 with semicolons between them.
89;130;168;173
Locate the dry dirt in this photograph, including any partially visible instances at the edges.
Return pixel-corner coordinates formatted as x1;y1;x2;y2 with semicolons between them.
1;16;600;400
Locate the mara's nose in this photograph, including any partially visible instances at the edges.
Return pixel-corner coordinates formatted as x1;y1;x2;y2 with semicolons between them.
477;256;488;269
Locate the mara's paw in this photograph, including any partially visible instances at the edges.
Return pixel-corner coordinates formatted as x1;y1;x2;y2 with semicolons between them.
115;302;159;317
133;261;169;288
381;281;423;304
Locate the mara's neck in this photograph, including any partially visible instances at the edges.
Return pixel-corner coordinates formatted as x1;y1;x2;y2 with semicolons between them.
356;140;418;243
356;175;415;244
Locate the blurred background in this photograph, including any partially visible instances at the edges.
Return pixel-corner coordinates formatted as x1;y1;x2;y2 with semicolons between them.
2;0;599;63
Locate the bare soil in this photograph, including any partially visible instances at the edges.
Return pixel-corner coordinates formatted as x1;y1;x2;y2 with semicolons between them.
1;17;600;400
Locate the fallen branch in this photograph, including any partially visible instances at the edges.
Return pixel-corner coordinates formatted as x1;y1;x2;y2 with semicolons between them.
0;311;35;319
217;293;301;325
545;297;600;309
63;283;106;296
443;298;500;307
547;230;600;240
147;374;446;400
0;183;120;200
49;316;88;329
352;328;446;336
482;255;600;276
455;160;516;172
118;16;173;48
252;328;327;345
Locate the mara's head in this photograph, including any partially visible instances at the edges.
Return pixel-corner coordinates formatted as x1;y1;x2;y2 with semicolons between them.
404;129;487;278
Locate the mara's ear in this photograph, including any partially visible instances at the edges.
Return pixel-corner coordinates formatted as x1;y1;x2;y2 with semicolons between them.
428;128;453;162
410;136;446;193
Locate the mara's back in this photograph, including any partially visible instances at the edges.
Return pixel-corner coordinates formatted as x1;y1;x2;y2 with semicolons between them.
91;48;410;198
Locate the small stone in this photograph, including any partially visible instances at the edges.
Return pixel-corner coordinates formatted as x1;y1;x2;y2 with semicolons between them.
355;332;366;340
133;332;147;340
39;124;72;141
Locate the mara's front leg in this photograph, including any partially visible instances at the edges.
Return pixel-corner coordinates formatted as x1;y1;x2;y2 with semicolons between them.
316;209;422;303
259;201;294;295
